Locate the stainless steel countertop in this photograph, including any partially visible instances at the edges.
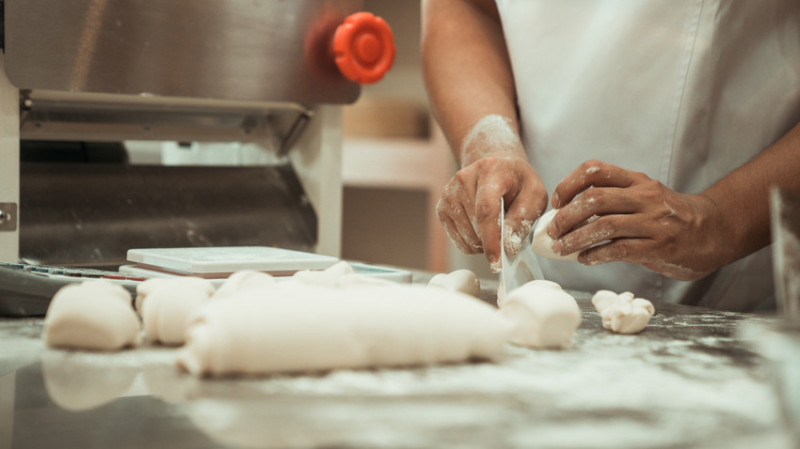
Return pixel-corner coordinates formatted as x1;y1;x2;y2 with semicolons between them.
0;278;795;449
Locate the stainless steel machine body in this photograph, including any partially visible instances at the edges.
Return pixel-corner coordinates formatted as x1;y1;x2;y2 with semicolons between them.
0;0;366;266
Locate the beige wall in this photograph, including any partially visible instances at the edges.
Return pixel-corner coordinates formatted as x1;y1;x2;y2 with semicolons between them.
340;1;495;279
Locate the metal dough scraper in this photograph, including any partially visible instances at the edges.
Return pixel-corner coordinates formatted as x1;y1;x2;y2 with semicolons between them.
500;197;545;296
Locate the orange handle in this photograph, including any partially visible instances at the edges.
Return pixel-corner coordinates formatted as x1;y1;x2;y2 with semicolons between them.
333;12;395;84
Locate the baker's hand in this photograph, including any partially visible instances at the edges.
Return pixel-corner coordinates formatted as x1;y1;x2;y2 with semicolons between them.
436;153;548;273
548;160;728;281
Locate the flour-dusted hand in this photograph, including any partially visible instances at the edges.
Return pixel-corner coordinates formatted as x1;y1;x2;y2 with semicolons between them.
547;160;729;280
436;115;547;273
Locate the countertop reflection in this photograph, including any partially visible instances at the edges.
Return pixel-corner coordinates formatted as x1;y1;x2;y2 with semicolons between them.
0;293;795;449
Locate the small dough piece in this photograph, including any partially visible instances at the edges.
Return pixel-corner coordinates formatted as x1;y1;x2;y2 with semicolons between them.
139;277;216;346
177;282;513;377
428;269;481;297
499;279;582;349
532;209;579;261
43;280;140;351
212;270;276;300
591;290;655;334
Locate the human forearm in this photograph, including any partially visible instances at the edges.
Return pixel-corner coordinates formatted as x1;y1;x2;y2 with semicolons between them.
700;121;800;264
421;0;523;165
422;0;547;267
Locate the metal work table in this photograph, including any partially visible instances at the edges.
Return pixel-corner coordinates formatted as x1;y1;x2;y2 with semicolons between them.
0;278;795;449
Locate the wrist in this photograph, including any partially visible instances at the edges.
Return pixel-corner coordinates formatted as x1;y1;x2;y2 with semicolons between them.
694;192;743;270
459;114;527;166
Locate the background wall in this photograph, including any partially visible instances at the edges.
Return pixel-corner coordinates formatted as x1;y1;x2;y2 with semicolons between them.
341;0;494;279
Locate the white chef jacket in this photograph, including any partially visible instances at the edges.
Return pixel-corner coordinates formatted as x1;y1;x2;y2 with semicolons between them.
495;0;800;311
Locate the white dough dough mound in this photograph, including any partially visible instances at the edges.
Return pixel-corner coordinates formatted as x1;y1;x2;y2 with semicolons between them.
428;269;481;297
212;270;276;300
591;290;655;334
43;280;140;351
137;277;216;346
532;209;579;261
499;279;582;349
177;280;513;377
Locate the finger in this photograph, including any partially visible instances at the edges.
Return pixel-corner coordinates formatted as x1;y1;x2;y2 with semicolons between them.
452;202;484;252
446;179;484;252
552;160;639;209
554;214;651;257
548;186;641;238
437;201;479;254
574;227;704;280
473;182;505;269
576;238;652;266
437;175;483;253
503;182;548;254
580;239;704;280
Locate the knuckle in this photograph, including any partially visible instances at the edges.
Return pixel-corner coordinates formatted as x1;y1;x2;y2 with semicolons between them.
593;220;615;240
581;189;606;207
583;159;607;172
474;199;495;224
551;209;568;232
610;241;632;259
453;169;471;186
637;184;663;203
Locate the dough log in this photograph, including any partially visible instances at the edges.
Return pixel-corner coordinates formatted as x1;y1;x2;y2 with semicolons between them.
177;281;513;377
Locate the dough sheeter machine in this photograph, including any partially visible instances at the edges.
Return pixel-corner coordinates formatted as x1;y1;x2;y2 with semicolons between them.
0;0;396;315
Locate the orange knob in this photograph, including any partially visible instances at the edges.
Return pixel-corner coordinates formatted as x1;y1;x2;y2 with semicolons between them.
333;12;395;84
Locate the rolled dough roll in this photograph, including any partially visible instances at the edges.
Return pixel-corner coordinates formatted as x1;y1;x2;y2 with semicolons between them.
499;280;582;349
531;209;579;261
138;277;216;346
591;290;655;334
428;269;481;297
43;280;140;351
177;281;513;377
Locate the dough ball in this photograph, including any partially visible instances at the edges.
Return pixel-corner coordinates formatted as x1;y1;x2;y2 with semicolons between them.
134;277;172;318
499;279;582;349
43;280;140;351
591;289;655;334
140;277;216;346
177;282;513;377
212;270;276;300
428;269;481;297
531;209;579;261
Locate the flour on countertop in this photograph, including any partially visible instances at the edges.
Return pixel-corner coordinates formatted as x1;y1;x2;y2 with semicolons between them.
0;305;791;449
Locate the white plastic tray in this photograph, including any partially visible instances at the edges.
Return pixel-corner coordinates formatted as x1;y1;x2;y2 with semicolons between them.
126;246;339;275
